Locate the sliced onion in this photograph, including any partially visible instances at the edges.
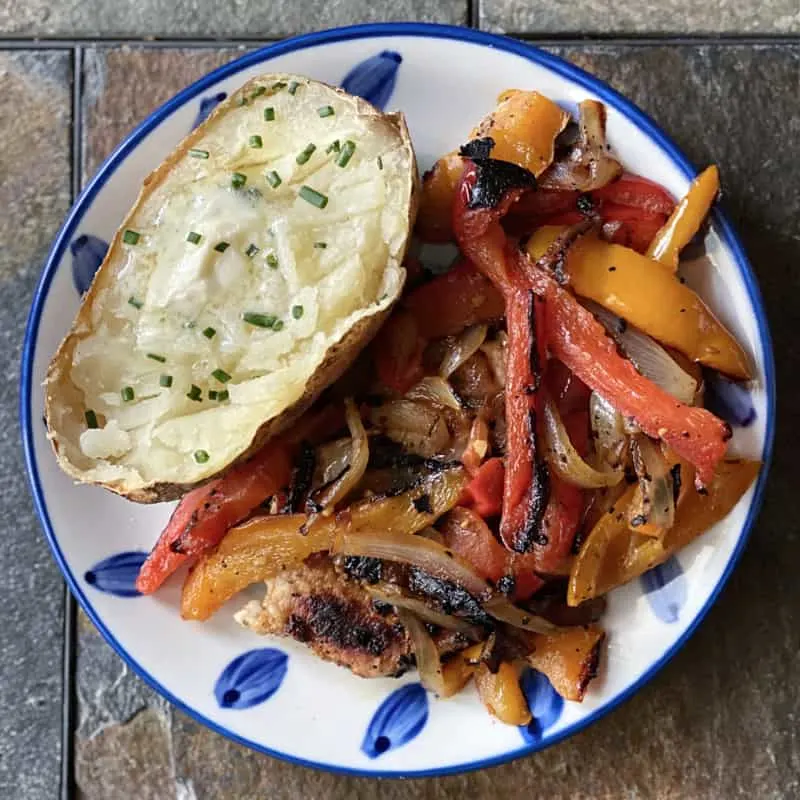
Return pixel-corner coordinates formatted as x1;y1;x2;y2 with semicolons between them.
540;100;622;192
369;399;451;458
396;609;454;696
629;434;675;533
588;302;698;405
439;324;488;379
314;437;352;487
543;396;622;489
480;332;507;388
405;376;463;411
366;585;482;635
589;392;628;471
334;529;491;600
308;398;369;514
483;595;557;635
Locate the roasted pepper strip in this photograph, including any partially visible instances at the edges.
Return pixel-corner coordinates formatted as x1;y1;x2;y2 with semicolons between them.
182;467;467;620
647;165;719;271
135;440;292;594
567;459;759;605
527;226;751;379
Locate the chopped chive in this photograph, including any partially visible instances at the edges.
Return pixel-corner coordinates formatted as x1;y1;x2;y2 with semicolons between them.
128;295;143;310
318;105;335;117
249;134;263;148
186;384;202;402
266;170;282;188
272;319;285;332
212;368;231;384
214;242;230;254
272;81;286;91
299;185;328;209
123;229;140;245
121;386;134;402
243;311;277;328
231;172;247;189
336;140;356;168
85;409;98;429
189;148;209;159
159;374;173;388
296;143;317;165
186;231;202;245
194;450;210;464
251;85;267;99
377;156;383;170
313;241;327;249
292;305;304;319
217;390;229;402
208;389;218;400
266;253;279;269
288;81;300;95
147;353;166;363
245;243;260;258
326;139;341;154
264;106;275;121
202;326;216;339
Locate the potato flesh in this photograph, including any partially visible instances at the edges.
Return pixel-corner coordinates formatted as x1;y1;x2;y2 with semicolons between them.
48;76;414;492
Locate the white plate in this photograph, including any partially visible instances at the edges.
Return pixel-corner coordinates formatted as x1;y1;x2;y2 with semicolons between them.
21;23;775;777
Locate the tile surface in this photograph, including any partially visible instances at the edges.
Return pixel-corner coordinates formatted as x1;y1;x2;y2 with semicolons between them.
0;0;466;39
482;0;800;34
71;43;800;800
0;50;73;800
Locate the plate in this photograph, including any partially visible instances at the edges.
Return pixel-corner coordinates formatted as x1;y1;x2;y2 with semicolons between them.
21;22;775;777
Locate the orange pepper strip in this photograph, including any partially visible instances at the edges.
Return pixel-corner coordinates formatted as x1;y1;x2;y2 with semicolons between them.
647;165;720;271
526;226;751;380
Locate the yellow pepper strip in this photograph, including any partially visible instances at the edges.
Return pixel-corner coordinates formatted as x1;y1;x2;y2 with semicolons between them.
471;90;571;177
474;662;532;726
440;643;484;698
647;166;720;271
527;226;751;379
567;459;759;606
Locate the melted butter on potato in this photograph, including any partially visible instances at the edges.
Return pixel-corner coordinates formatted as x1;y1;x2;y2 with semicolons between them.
45;75;417;501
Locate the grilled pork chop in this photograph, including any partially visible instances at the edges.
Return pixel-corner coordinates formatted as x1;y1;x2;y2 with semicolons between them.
235;556;472;677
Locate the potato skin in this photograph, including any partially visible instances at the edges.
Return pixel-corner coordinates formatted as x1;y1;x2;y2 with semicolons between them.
44;74;419;503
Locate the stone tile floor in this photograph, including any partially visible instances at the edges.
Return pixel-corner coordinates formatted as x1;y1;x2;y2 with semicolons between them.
4;3;799;798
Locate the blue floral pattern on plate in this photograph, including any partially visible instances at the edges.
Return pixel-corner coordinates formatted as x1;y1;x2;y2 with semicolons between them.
341;51;402;110
705;370;756;427
193;92;227;129
362;682;428;758
519;668;564;744
641;555;687;624
84;551;147;597
214;648;288;710
70;234;109;295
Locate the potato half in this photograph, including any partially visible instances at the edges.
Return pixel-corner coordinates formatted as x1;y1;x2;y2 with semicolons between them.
45;74;418;502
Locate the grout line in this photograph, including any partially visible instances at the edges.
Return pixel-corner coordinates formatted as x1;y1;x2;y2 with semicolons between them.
0;33;799;49
61;48;82;800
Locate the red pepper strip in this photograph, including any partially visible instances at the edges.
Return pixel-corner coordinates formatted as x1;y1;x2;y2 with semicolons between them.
500;286;550;553
453;161;552;554
440;507;544;602
514;250;731;486
135;441;292;594
460;457;504;517
591;173;676;216
373;309;427;395
403;258;505;340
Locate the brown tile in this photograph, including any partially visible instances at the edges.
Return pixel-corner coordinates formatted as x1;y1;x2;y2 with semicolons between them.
82;46;246;183
482;0;800;34
0;49;72;800
3;1;467;46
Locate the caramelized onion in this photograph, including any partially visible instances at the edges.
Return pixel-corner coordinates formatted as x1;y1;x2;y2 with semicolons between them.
543;396;623;489
629;434;675;533
589;392;628;471
482;595;557;635
405;376;463;411
439;324;489;379
369;399;451;458
366;585;482;635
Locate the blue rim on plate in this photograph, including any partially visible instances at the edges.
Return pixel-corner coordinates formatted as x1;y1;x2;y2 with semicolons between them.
20;22;776;778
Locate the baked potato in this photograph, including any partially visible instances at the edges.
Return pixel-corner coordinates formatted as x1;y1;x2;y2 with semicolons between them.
45;74;418;501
